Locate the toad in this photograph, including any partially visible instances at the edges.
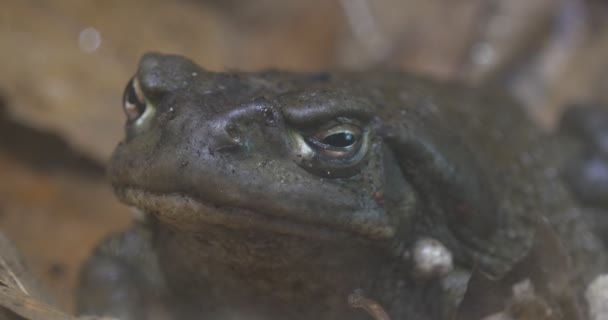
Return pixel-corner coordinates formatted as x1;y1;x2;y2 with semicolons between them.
77;53;608;320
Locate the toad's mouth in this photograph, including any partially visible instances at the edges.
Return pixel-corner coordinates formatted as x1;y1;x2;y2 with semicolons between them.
115;187;395;241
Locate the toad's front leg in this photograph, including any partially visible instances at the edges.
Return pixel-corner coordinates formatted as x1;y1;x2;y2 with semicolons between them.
77;222;165;320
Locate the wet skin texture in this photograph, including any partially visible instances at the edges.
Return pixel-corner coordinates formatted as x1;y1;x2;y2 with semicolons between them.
77;53;608;320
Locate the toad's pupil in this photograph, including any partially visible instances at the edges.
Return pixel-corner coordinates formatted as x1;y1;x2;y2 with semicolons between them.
322;132;355;147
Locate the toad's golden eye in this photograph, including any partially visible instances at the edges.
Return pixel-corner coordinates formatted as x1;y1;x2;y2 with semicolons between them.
305;123;362;158
123;78;147;122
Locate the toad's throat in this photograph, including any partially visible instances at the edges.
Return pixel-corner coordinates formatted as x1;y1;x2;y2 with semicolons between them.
115;187;395;241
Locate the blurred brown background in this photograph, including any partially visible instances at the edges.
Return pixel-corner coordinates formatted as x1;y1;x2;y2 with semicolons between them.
1;0;608;314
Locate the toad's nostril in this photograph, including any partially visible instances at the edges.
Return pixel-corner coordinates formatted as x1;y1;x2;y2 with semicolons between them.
225;124;241;143
206;124;243;156
208;143;241;155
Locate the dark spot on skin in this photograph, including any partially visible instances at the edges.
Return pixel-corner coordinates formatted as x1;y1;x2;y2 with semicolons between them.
373;191;384;206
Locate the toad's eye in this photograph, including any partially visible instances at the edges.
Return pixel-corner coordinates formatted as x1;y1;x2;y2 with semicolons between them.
293;121;369;178
321;131;356;147
305;124;362;158
123;78;147;122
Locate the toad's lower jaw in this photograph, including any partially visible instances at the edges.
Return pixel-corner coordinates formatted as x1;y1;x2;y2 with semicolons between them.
115;187;396;241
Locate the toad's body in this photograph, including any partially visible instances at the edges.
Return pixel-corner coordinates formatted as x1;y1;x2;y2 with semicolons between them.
77;53;607;320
